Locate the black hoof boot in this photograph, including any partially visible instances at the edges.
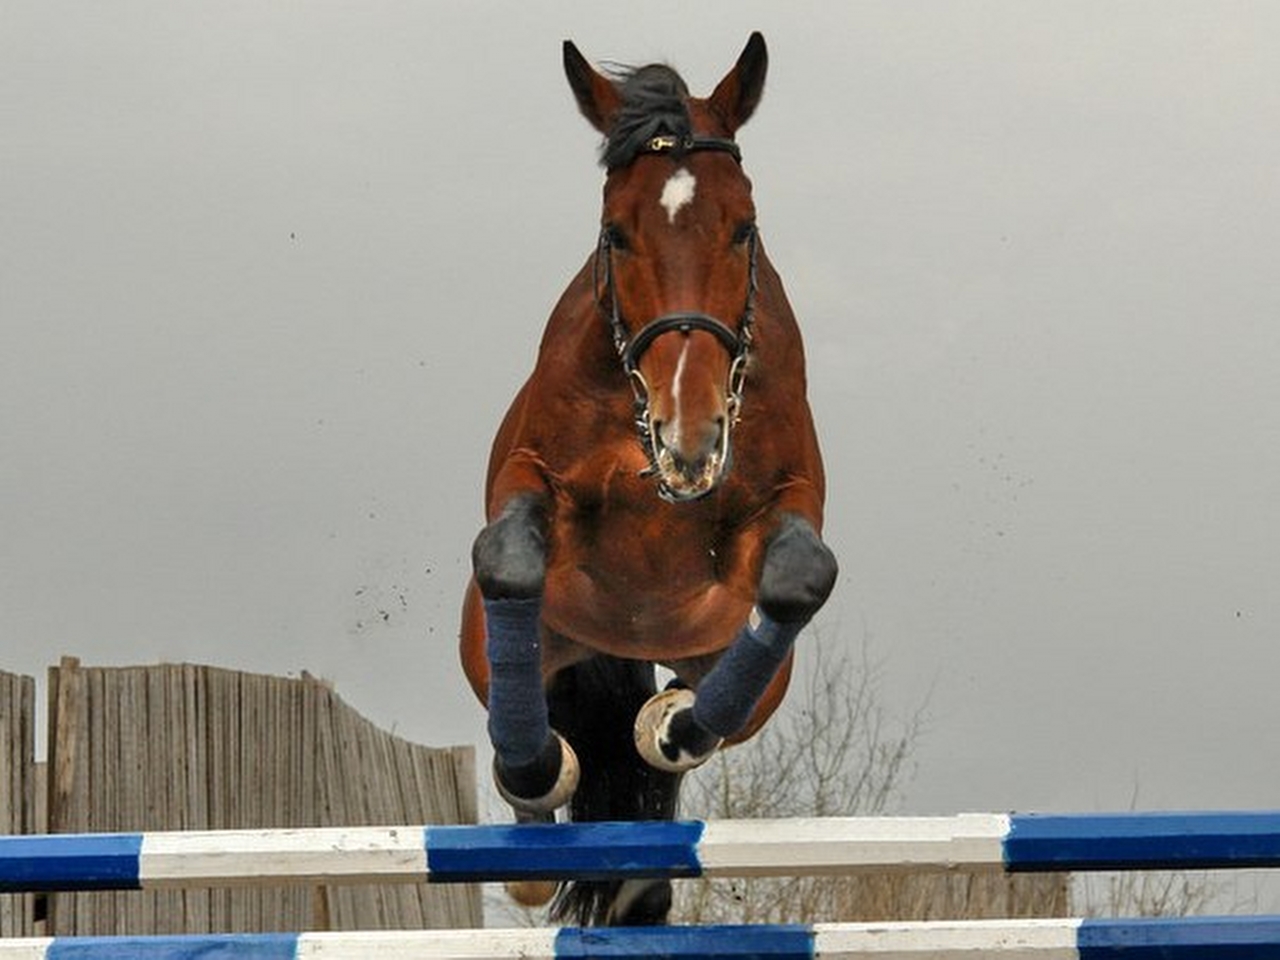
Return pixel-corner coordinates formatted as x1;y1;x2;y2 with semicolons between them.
494;732;580;814
607;879;673;926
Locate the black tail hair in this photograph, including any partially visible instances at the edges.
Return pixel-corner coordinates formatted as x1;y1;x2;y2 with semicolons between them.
546;655;683;925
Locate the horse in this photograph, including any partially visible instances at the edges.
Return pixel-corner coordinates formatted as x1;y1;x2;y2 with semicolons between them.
459;32;837;926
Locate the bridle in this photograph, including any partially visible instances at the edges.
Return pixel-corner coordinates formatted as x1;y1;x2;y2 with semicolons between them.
593;134;760;501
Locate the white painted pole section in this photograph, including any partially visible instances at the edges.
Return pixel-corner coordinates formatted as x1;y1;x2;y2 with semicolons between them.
699;814;1012;876
0;940;51;960
140;826;427;887
813;919;1081;958
295;929;559;959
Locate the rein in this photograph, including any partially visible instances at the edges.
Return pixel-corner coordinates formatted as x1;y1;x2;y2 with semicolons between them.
593;135;760;500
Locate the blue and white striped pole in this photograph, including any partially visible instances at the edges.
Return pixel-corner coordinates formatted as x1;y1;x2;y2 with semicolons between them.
3;916;1280;958
3;812;1280;892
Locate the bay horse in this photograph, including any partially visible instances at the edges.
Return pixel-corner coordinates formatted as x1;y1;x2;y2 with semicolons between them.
459;32;837;925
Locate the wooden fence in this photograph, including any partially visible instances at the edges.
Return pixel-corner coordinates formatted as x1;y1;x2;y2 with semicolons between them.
0;672;35;937
1;659;478;936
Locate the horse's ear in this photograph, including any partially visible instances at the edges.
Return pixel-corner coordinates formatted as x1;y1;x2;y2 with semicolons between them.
708;32;768;134
563;40;622;134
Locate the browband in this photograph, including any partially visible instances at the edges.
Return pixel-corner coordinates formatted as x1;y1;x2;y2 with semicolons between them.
637;134;742;165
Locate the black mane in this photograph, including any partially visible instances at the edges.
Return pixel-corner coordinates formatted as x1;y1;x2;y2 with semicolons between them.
601;64;691;170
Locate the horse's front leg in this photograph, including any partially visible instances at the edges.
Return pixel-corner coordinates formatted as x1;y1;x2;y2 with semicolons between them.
472;492;579;812
636;512;838;772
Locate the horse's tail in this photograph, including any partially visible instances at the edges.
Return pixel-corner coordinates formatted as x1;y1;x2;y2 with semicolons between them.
546;654;683;926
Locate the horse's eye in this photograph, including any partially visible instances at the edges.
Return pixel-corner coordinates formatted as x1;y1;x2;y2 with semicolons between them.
732;221;757;246
603;223;630;251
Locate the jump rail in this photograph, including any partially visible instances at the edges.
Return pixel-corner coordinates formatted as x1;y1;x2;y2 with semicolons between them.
3;916;1280;958
3;811;1280;892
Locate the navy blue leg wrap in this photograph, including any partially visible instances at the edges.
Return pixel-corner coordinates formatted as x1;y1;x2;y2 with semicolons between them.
692;613;804;739
484;596;549;767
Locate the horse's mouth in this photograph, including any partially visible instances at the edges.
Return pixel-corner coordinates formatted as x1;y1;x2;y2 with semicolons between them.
650;425;730;503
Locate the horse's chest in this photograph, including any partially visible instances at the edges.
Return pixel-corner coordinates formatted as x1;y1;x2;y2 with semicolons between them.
534;447;762;653
554;502;725;591
541;503;749;657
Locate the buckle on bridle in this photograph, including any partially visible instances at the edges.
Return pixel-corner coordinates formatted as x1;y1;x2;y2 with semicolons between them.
641;134;743;165
646;135;682;153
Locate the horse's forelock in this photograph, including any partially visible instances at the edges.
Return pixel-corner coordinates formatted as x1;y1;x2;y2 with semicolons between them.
601;64;692;170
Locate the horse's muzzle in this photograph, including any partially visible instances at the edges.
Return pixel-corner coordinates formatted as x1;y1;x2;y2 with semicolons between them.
650;415;730;502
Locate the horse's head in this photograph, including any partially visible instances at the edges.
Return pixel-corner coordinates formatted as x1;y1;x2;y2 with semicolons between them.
565;34;768;502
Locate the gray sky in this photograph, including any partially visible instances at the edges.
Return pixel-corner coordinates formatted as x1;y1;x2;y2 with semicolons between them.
3;2;1278;820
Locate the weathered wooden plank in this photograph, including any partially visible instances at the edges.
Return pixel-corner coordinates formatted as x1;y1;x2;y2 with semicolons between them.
37;661;478;934
0;671;35;937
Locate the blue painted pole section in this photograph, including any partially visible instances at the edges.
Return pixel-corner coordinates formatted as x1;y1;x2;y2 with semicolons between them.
46;933;299;959
555;923;814;958
1005;811;1280;872
426;821;705;882
1078;915;1280;959
0;833;143;893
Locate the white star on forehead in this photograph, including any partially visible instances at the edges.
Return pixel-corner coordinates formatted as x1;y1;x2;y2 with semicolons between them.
659;167;697;224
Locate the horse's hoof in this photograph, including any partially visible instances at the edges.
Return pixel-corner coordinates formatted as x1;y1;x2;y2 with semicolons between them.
505;878;559;907
494;733;580;814
634;688;722;773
